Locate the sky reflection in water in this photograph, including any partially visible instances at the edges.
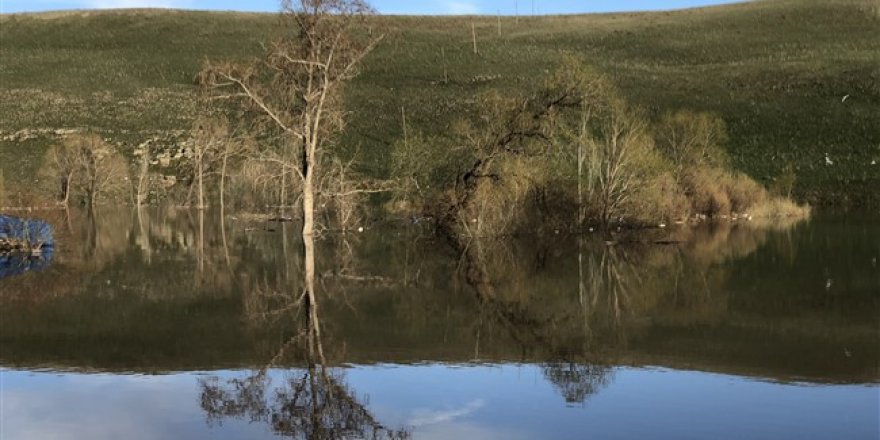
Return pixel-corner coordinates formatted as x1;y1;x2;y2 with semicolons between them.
0;209;878;439
2;365;878;440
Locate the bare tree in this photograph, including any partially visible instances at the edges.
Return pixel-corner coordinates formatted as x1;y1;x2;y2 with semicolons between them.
199;302;409;440
201;0;382;240
134;147;151;206
590;102;655;228
190;116;235;210
41;134;129;207
654;110;729;179
43;139;79;207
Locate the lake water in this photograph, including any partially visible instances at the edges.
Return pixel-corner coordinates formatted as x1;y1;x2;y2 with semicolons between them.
1;209;878;440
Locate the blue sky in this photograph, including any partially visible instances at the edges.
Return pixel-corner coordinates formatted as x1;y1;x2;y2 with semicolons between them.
1;0;746;15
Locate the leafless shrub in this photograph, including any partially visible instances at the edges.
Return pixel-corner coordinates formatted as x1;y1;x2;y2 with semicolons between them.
654;110;784;218
319;156;366;232
200;0;383;239
228;158;290;211
684;167;733;217
628;173;690;224
582;101;663;227
771;162;798;199
40;133;130;206
654;110;730;178
457;156;535;236
390;133;449;215
133;145;152;206
723;171;768;213
189;116;235;209
749;198;811;221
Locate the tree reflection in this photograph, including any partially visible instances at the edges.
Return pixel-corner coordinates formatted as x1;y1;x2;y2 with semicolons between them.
200;364;408;439
542;362;613;405
6;208;867;384
459;237;648;404
199;231;410;440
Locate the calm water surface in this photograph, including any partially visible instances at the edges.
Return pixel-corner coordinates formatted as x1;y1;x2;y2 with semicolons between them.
1;209;878;440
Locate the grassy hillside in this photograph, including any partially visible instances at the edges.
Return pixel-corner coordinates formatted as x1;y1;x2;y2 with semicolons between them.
1;0;878;206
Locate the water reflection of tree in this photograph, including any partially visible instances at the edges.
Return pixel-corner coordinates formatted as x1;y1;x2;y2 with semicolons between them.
199;346;408;439
458;237;616;404
578;242;643;347
542;362;613;405
199;316;409;439
458;237;647;356
200;231;410;440
7;208;847;381
460;238;564;359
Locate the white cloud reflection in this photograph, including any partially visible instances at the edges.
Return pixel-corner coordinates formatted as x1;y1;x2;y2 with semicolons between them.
408;398;486;426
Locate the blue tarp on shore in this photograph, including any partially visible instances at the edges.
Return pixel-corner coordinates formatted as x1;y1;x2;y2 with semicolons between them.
0;214;55;279
0;214;54;246
0;251;54;279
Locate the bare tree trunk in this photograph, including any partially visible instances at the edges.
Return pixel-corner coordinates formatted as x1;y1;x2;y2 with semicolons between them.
301;86;318;232
198;153;205;210
220;200;231;270
303;172;316;238
280;167;287;211
137;205;152;264
441;47;448;84
578;120;585;226
303;223;324;364
219;144;228;214
472;23;477;54
87;159;98;207
136;149;149;206
198;208;205;273
64;205;73;234
61;171;73;208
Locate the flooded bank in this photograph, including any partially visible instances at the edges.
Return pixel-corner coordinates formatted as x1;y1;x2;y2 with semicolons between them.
0;208;877;439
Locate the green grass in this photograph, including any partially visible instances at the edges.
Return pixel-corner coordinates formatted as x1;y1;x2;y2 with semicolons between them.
1;0;878;206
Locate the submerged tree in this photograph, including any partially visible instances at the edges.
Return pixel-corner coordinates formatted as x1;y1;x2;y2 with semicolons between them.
542;362;613;405
654;110;730;178
40;134;129;207
200;0;382;239
200;268;409;440
390;56;680;236
189;116;239;210
201;1;383;338
584;101;660;228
